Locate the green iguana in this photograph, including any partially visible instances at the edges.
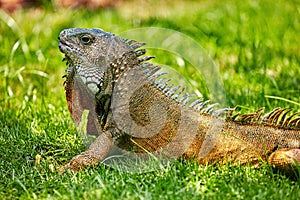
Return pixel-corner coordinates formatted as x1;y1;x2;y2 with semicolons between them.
58;28;300;174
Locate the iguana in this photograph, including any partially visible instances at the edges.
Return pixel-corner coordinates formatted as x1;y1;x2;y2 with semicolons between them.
58;28;300;174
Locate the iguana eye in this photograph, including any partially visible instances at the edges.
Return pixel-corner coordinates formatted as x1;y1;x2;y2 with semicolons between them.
80;34;93;45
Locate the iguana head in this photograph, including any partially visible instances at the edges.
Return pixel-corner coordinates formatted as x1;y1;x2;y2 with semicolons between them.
59;28;151;129
58;28;143;95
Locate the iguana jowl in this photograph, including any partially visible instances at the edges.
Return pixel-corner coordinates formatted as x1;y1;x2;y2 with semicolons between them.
58;28;300;173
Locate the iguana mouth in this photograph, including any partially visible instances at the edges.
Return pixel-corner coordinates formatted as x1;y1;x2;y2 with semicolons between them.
58;41;71;54
58;40;73;69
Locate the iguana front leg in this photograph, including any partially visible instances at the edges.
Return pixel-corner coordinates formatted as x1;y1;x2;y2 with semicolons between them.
59;131;113;172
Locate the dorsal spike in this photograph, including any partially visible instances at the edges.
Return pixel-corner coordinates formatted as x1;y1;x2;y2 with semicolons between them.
202;103;218;114
148;72;168;82
131;42;146;49
180;94;197;106
182;96;191;105
166;85;181;97
163;84;174;93
227;107;235;116
138;56;155;63
135;49;146;57
270;108;287;125
287;117;300;128
157;79;171;90
231;112;241;121
295;118;300;128
232;108;268;125
172;87;185;100
194;100;210;111
142;63;160;76
189;99;203;109
178;93;190;105
278;109;293;126
240;113;256;123
262;107;280;124
253;107;265;122
155;77;167;85
125;38;145;48
283;111;300;127
125;39;136;45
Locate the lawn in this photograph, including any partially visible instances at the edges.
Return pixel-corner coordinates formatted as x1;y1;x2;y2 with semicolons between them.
0;0;300;199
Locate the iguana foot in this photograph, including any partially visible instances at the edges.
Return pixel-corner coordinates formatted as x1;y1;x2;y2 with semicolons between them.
59;150;99;173
59;133;113;173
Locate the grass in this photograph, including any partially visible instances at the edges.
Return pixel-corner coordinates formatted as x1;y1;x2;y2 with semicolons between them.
0;0;300;199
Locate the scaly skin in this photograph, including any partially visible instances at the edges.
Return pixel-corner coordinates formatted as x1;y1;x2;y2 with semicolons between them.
58;28;300;174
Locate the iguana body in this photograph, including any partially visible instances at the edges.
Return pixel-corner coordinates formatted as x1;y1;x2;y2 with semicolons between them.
58;28;300;173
